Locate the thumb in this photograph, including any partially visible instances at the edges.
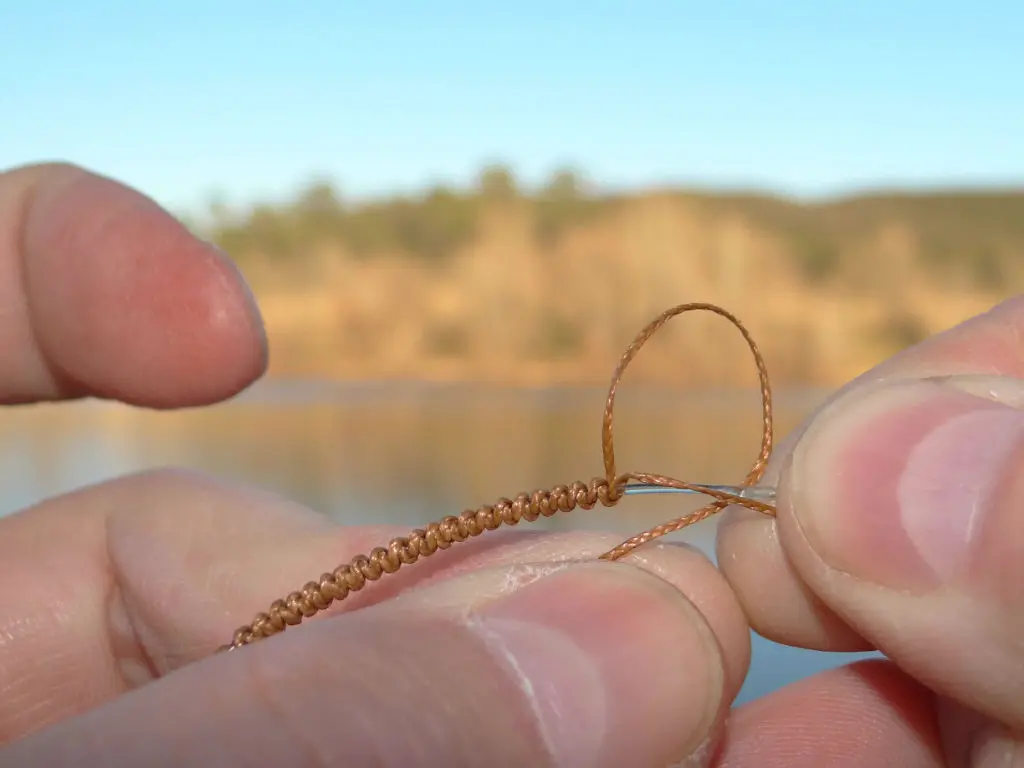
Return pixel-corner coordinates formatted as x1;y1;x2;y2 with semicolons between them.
777;375;1024;730
0;559;729;767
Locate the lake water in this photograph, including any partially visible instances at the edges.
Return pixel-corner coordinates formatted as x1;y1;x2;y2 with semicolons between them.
0;381;877;706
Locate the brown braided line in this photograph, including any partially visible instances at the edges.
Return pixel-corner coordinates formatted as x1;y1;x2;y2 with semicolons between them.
221;302;777;652
598;302;774;560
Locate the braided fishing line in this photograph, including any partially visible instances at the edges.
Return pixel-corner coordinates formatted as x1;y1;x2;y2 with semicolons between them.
221;302;777;652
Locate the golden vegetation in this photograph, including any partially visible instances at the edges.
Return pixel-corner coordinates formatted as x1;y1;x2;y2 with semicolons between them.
193;166;1022;387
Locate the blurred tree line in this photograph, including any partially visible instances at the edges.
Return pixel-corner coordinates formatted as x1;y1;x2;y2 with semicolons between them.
201;164;608;263
180;165;1022;385
195;163;1024;295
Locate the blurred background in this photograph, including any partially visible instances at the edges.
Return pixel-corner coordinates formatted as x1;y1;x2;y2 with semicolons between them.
2;1;1022;705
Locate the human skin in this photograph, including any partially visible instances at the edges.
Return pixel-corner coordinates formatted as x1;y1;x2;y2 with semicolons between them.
0;162;1020;766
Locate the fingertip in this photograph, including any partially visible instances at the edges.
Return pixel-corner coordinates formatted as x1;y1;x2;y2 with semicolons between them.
717;505;873;652
394;534;756;707
708;406;873;652
331;538;747;764
772;377;1024;728
631;542;753;703
17;164;267;406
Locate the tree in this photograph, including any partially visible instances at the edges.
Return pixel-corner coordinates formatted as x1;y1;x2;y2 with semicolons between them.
296;179;342;213
477;164;518;202
534;167;593;244
541;167;585;202
293;179;345;245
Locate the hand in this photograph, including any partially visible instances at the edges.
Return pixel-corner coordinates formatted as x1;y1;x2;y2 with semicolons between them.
718;299;1024;765
0;162;745;767
0;161;1018;767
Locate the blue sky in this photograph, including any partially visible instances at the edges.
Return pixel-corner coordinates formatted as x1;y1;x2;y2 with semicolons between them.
3;1;1021;215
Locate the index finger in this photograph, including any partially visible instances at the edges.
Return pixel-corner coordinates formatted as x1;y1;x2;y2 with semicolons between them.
0;162;267;407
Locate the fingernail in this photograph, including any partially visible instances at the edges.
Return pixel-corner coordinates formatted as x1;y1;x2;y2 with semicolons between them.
789;379;1024;591
204;240;269;362
470;563;723;767
204;242;261;317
